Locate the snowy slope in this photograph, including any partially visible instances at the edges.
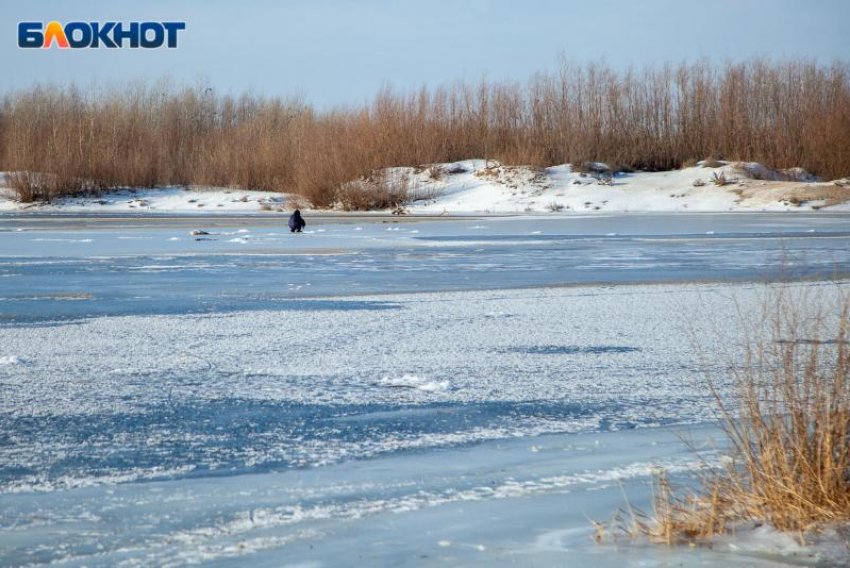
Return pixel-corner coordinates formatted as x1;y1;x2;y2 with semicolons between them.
401;160;850;214
0;185;292;214
1;160;848;214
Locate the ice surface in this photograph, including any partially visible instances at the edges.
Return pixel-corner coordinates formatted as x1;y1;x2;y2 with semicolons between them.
1;213;849;566
1;214;848;323
2;425;846;566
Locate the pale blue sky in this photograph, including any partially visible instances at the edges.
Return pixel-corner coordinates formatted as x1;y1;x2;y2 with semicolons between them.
2;0;848;107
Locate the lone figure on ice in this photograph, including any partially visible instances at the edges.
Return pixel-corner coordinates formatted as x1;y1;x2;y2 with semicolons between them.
288;209;306;233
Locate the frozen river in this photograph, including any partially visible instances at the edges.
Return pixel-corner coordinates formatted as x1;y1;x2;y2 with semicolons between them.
1;212;848;566
0;213;848;322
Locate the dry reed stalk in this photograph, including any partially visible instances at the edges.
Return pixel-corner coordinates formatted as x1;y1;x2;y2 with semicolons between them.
596;286;850;545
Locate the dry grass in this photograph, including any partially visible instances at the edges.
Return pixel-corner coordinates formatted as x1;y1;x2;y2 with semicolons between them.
597;287;850;545
426;165;444;181
735;182;850;209
2;59;850;208
710;172;729;186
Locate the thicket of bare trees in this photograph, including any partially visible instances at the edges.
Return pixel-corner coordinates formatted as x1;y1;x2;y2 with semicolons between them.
2;59;849;205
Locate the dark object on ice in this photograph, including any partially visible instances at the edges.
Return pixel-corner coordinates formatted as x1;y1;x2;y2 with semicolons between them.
289;210;306;233
190;229;210;236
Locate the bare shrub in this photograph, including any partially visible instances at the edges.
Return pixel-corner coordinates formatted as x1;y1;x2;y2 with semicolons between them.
692;178;706;187
710;172;729;186
7;172;41;203
336;180;378;211
337;170;409;211
285;195;308;211
6;171;85;202
426;165;443;181
407;178;444;203
546;202;565;212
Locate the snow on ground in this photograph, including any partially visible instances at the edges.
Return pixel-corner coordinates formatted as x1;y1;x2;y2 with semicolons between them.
401;159;850;214
2;160;848;215
0;184;290;214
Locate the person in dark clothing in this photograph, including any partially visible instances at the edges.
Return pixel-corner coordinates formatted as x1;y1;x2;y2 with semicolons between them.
288;209;306;233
